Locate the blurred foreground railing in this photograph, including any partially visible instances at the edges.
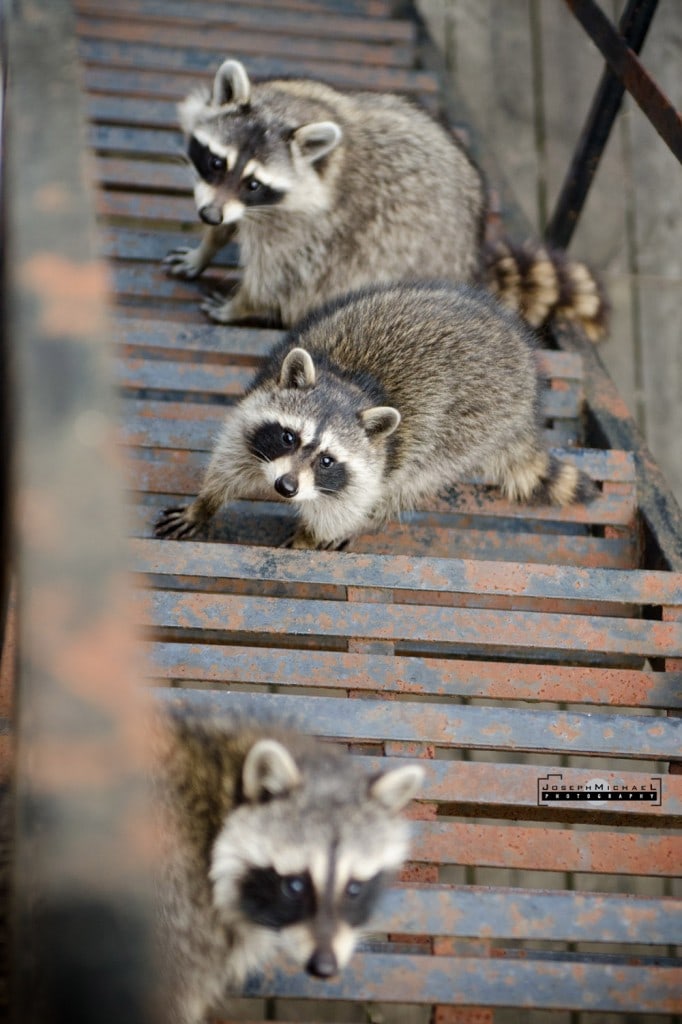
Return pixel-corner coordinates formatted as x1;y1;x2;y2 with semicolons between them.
3;1;160;1020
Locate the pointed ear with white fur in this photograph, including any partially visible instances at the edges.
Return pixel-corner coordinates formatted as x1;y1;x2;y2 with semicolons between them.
360;406;401;441
369;764;424;813
279;347;316;389
242;739;302;802
213;59;251;107
292;121;342;164
178;90;210;135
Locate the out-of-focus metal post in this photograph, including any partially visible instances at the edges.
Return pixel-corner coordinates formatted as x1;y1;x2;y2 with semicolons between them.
5;1;161;1020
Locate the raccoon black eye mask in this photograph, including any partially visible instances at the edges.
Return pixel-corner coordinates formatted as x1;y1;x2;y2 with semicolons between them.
154;282;596;551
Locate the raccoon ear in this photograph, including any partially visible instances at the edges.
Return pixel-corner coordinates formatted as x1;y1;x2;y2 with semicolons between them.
178;90;211;135
242;739;302;802
292;121;343;164
279;347;316;389
213;59;251;107
360;406;401;441
369;764;424;814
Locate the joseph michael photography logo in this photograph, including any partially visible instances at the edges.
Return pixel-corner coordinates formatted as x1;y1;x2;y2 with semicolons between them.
537;773;662;805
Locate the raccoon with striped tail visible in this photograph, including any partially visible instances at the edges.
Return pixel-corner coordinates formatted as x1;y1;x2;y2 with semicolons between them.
154;282;597;550
155;708;423;1024
164;57;608;341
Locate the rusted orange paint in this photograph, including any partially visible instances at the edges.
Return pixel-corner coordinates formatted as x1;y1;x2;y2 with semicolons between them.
433;1008;493;1024
20;254;109;337
409;822;681;875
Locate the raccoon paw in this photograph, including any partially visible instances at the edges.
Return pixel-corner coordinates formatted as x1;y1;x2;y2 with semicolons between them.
281;527;316;550
154;506;199;540
162;247;206;280
200;292;235;323
282;528;350;551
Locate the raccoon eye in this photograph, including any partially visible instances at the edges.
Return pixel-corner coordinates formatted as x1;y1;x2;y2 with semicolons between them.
281;874;307;900
319;454;335;469
208;154;226;173
245;177;262;192
345;879;364;899
281;429;297;448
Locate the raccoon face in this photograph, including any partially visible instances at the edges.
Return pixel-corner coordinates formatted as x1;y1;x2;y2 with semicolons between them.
246;418;349;503
179;59;343;227
210;737;423;978
241;348;400;538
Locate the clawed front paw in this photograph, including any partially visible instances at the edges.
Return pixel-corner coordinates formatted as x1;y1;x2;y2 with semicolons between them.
281;529;350;551
162;247;206;280
154;506;199;540
199;291;234;323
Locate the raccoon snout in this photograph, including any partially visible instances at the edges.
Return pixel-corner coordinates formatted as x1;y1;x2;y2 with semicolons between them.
275;473;298;498
199;204;223;226
306;946;338;979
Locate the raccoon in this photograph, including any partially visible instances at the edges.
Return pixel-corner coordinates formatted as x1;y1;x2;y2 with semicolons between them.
164;58;608;340
155;708;423;1024
154;282;597;550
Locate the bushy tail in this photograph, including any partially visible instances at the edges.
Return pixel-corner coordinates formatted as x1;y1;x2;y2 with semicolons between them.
500;450;598;507
482;240;609;342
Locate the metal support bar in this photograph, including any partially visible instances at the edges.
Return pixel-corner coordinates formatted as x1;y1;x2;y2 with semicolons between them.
565;0;682;158
6;1;160;1020
0;0;11;657
544;0;658;248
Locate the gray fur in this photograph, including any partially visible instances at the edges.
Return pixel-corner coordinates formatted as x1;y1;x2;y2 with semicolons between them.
155;711;422;1024
164;58;485;326
154;283;597;550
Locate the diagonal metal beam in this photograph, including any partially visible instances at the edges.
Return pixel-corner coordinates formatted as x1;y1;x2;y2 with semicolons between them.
545;0;665;247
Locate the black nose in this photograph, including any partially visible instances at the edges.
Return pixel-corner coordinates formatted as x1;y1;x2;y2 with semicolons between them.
306;948;338;979
199;204;222;225
275;474;298;498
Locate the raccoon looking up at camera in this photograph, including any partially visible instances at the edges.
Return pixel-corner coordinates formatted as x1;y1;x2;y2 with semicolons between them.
155;282;597;551
164;58;607;341
156;708;423;1024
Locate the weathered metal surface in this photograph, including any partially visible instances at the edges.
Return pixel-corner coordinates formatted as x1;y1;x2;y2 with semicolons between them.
76;14;414;68
132;539;681;605
143;589;682;659
241;954;681;1012
79;41;440;98
101;228;238;266
408;822;681;877
373;885;682;942
153;689;682;761
350;755;682;823
6;0;159;1020
89;122;180;157
554;320;682;571
74;0;416;44
96;156;191;192
110;315;586;378
145;641;682;709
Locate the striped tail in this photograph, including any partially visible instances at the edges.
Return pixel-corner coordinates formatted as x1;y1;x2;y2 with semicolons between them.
500;450;598;507
483;240;610;343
